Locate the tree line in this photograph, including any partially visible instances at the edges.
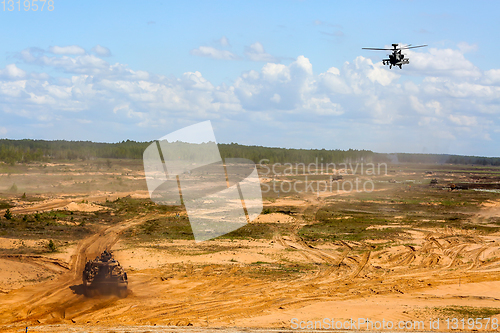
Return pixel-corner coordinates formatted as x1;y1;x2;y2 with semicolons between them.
0;139;499;166
0;139;147;163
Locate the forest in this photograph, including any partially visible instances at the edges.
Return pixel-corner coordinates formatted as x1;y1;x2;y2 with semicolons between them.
0;139;499;166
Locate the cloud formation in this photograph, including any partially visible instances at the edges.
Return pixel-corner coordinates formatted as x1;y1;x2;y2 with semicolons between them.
244;42;279;63
190;40;280;63
91;45;112;57
0;64;26;80
1;43;499;155
217;36;231;47
406;47;481;78
190;46;239;60
49;45;86;55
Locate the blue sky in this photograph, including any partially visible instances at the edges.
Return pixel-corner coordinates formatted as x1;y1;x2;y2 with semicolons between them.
1;0;500;156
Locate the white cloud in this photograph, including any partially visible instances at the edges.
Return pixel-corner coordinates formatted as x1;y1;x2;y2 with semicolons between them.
318;67;351;94
3;46;500;155
448;114;477;126
91;45;112;57
233;56;314;111
113;103;144;119
364;59;400;86
0;64;27;80
261;63;290;82
406;47;481;78
190;46;239;60
0;83;24;102
217;36;231;47
49;45;86;55
483;69;500;85
271;93;281;103
457;42;478;53
180;71;215;91
303;97;344;116
19;48;137;77
244;42;279;63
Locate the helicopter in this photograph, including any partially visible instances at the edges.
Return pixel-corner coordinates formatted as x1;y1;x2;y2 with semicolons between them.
362;43;427;69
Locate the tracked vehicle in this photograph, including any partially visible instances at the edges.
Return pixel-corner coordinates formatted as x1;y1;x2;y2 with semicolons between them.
82;250;128;297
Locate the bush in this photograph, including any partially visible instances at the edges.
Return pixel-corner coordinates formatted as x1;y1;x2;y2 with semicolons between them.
262;208;272;214
4;209;12;220
48;240;56;252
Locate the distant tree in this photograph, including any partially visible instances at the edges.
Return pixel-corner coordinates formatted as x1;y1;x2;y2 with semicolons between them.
48;240;56;252
1;138;500;166
4;209;12;220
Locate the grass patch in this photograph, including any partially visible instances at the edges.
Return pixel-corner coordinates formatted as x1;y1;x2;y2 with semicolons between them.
125;215;194;240
218;223;275;240
140;242;244;256
298;207;400;242
433;306;500;318
0;210;93;240
101;196;181;217
246;262;315;280
298;220;401;242
0;200;14;209
126;215;276;241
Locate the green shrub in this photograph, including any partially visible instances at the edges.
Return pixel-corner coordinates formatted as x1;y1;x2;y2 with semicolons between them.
4;209;12;220
48;240;56;252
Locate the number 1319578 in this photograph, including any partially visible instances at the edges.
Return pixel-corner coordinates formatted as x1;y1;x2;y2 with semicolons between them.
2;0;54;11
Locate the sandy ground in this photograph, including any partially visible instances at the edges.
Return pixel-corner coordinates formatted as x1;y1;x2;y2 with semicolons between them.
7;190;151;215
2;192;500;332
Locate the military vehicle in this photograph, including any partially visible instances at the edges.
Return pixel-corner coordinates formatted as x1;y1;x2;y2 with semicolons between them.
82;250;128;297
362;43;427;69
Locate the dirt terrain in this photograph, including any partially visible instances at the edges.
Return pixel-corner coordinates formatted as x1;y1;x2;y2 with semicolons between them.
1;161;500;332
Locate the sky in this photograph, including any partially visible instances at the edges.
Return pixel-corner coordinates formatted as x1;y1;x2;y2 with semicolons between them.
1;0;500;156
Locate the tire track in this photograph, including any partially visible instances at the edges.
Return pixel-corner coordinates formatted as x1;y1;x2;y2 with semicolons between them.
0;213;167;324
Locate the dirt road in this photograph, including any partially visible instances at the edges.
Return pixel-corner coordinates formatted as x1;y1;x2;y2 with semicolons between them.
0;213;160;330
2;196;500;332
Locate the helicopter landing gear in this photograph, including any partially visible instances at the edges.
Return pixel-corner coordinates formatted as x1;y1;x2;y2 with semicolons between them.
389;65;392;69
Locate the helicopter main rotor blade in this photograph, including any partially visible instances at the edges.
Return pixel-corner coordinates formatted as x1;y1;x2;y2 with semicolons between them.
398;44;427;50
362;47;394;51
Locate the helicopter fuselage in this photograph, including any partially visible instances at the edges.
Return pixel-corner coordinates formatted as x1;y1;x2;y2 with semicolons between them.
362;43;426;69
382;51;409;69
